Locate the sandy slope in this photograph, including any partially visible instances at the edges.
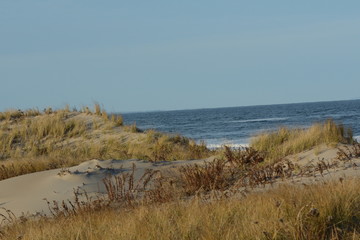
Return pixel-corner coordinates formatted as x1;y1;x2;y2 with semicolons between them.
281;144;360;184
0;158;208;217
1;144;359;218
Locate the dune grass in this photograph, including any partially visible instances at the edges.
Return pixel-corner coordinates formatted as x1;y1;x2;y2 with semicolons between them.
0;105;212;180
2;178;360;240
250;119;353;162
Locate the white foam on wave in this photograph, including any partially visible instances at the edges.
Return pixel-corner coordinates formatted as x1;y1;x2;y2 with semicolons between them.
229;117;289;124
354;136;360;142
207;143;250;150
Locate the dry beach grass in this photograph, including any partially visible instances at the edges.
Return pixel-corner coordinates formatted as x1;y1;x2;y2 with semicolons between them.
2;178;360;240
250;119;353;162
1;107;360;239
0;105;211;180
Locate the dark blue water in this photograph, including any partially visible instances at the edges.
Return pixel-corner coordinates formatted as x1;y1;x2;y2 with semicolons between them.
121;100;360;148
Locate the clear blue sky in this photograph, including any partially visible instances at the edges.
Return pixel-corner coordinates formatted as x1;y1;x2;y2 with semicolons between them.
1;1;360;112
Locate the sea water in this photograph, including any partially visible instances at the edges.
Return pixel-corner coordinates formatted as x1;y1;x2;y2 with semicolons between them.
122;99;360;149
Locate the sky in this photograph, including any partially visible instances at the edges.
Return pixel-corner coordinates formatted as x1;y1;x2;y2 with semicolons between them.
1;1;360;112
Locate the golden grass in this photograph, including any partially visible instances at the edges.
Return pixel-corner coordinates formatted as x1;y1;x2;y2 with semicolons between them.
128;133;211;162
0;108;41;121
111;114;123;126
250;119;353;162
123;122;141;133
94;103;101;116
3;178;360;240
0;112;86;159
0;106;212;180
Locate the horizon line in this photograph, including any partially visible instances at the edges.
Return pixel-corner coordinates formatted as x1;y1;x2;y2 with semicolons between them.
118;98;360;114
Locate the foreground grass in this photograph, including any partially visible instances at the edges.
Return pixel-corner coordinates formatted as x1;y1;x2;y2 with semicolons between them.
0;106;212;180
250;119;353;162
2;178;360;240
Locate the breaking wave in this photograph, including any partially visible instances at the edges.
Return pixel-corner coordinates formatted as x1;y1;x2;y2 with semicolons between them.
229;117;289;123
206;143;250;150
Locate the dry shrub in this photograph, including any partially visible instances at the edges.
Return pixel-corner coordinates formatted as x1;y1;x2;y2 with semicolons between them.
40;164;161;220
224;146;265;169
144;174;179;204
103;163;159;206
179;159;228;194
175;145;343;196
44;188;107;218
337;142;360;161
176;146;287;195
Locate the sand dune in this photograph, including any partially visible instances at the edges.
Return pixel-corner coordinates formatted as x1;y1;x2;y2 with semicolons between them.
1;144;360;219
0;158;208;217
283;144;360;184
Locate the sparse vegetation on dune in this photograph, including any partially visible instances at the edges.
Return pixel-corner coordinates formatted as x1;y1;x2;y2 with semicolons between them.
0;105;212;180
250;119;353;162
0;108;354;181
0;108;41;121
2;178;360;240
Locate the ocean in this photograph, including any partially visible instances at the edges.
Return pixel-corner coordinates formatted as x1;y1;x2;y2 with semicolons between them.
121;99;360;148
